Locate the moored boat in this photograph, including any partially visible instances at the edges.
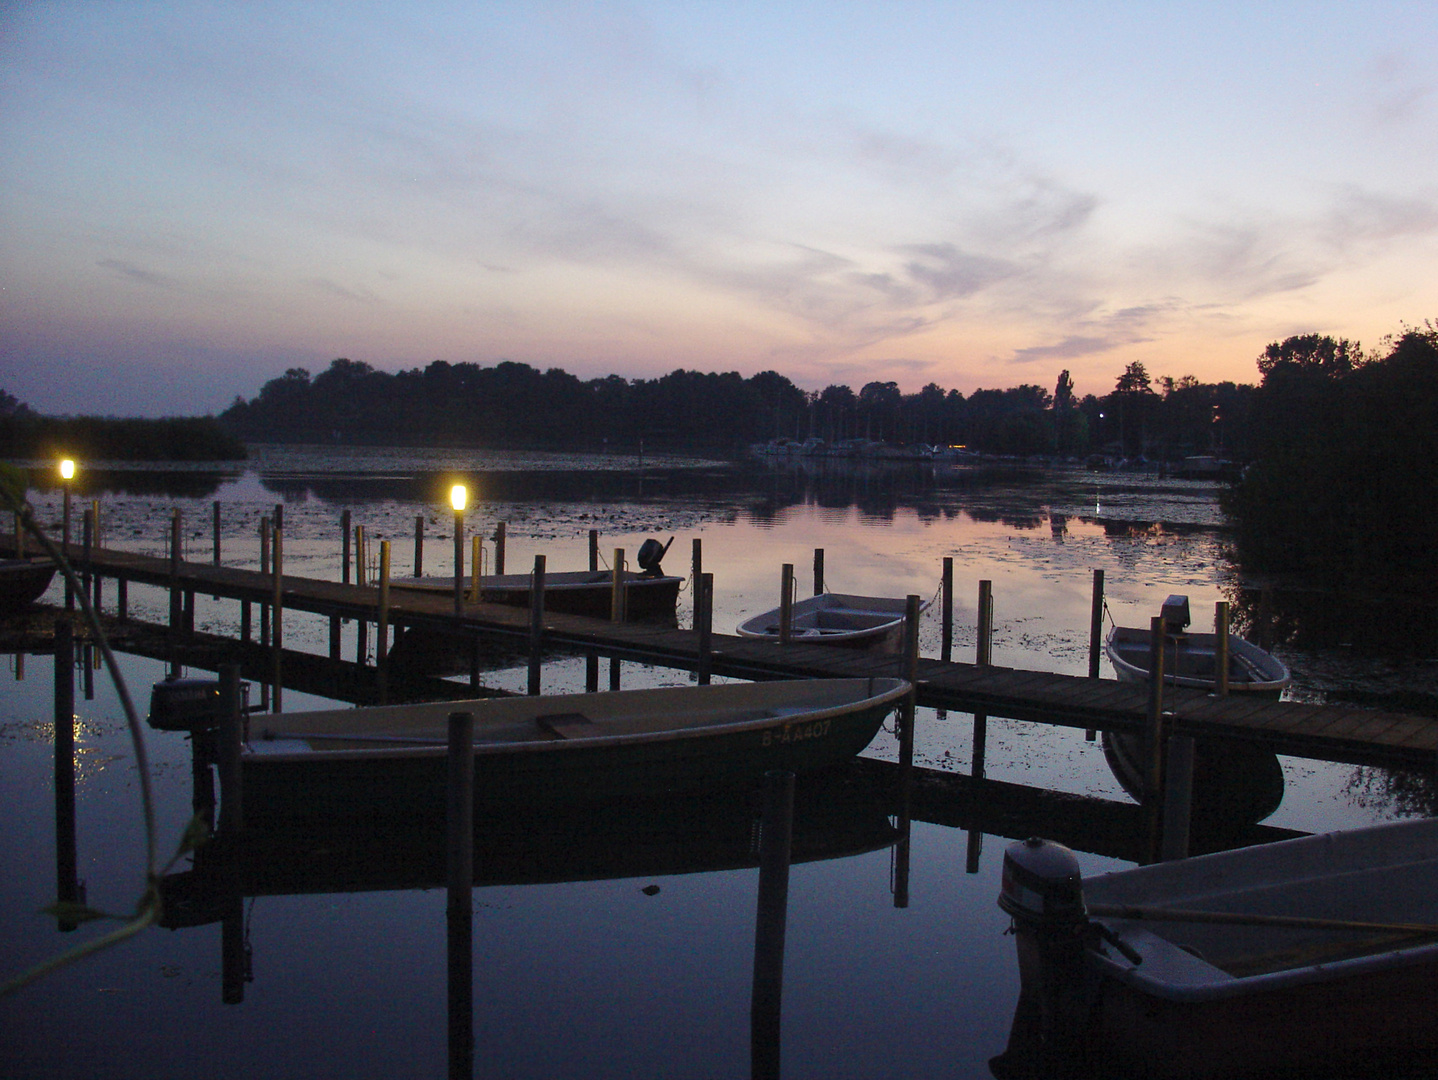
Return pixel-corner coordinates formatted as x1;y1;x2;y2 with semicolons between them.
736;592;928;653
391;568;683;621
0;557;57;613
994;819;1438;1077
1104;595;1291;696
236;677;910;824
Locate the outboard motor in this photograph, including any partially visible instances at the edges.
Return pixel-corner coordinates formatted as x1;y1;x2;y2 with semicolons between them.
997;838;1097;1066
635;535;674;577
1160;594;1191;634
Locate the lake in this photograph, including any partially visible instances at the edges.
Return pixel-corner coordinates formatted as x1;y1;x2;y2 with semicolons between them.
1;447;1429;1078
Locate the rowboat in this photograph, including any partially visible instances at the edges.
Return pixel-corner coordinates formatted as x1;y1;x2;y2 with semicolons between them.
240;677;910;824
995;818;1438;1078
736;593;928;652
1103;595;1291;696
1102;595;1290;823
391;568;682;621
0;557;57;613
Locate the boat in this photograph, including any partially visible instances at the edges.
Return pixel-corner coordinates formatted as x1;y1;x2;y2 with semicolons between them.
235;677;910;824
0;557;57;613
391;568;682;621
1102;594;1290;823
736;592;929;652
994;818;1438;1078
1103;595;1291;696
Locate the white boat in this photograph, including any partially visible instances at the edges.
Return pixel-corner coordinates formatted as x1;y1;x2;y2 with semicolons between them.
735;592;928;652
995;818;1438;1077
229;677;911;824
1103;595;1290;695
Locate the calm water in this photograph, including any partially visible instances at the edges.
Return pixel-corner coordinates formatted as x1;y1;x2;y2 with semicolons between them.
1;448;1427;1078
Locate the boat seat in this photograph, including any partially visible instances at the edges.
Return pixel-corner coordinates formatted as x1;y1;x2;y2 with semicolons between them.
536;712;595;740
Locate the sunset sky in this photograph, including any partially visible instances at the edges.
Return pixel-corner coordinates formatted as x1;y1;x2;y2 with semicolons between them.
3;2;1435;417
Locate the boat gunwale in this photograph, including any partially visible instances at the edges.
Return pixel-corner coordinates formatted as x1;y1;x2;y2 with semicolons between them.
1103;625;1291;694
735;592;931;642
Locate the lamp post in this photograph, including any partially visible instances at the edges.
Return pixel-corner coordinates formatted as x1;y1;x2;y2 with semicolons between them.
451;484;467;615
59;459;76;609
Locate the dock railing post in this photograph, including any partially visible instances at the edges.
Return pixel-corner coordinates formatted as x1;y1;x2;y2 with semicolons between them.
589;529;599;572
1214;601;1231;697
377;541;391;702
414;513;424;576
1145;614;1167;861
697;572;713;686
217;663;244;835
779;564;794;645
813;548;824;596
212;500;221;565
528;554;545;695
453;507;465;616
271;526;283;713
941;557;954;663
974;580;993;779
493;522;505;576
751;769;794;1080
610;548;624;689
1087;568;1104;740
168;509;182;640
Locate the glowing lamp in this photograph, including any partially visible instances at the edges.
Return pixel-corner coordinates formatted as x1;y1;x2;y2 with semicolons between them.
60;459;76;481
450;484;467;512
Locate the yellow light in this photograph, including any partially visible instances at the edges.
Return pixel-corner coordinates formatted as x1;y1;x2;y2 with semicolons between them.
450;484;467;512
59;459;76;481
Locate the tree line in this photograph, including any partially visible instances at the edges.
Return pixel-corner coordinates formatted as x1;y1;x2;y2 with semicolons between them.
0;391;245;462
216;356;1258;460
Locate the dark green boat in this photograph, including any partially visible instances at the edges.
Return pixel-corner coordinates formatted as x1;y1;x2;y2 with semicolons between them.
242;677;909;825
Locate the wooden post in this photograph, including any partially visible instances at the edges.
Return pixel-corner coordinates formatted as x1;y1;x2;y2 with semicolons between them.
751;769;794;1080
453;510;464;616
1087;568;1105;740
976;580;993;665
471;536;482;599
1145;615;1167;861
493;521;506;575
813;548;824;596
1162;733;1195;861
62;484;72;610
271;526;283;713
217;664;244;834
528;554;545;696
81;508;93;613
377;541;391;671
355;524;366;586
1214;601;1231;697
779;564;794;645
53;619;80;931
341;510;352;584
446;707;475;1076
941;557;954;663
414;513;424;576
259;517;271;647
169;509;183;637
610;548;624;689
90;499;102;611
212;500;222;564
697;572;714;686
589;529;599;572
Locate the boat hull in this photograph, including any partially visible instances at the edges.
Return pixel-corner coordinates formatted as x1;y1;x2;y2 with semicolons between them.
0;557;57;613
736;593;927;653
240;678;909;825
1104;625;1290;695
1100;731;1285;823
393;570;681;621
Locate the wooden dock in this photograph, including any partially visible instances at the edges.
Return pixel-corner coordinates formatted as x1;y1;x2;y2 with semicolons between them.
16;541;1438;771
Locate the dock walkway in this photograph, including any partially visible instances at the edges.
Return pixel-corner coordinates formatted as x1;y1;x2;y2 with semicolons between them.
23;542;1438;770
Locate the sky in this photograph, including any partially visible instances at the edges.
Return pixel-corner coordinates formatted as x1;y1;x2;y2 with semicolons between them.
2;2;1436;418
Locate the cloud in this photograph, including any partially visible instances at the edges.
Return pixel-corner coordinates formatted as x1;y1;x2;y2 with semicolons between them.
97;259;174;289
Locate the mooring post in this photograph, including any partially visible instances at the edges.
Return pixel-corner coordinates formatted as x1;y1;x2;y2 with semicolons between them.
470;536;482;599
1086;568;1105;740
341;510;352;584
212;500;222;565
528;554;545;696
1145;614;1168;862
974;579;993;779
90;500;102;611
168;508;183;637
271;526;283;713
217;663;244;835
609;548;624;690
259;517;271;647
589;529;599;572
779;563;794;644
53;618;80;931
751;769;794;1080
696;573;714;685
1162;732;1195;861
413;513;424;577
453;509;465;616
894;596;922;909
941;557;954;663
355;524;366;586
1214;601;1231;697
493;521;506;576
377;541;391;699
81;508;93;614
813;548;824;596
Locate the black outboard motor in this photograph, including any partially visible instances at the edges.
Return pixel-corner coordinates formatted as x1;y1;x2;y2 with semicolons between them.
996;837;1097;1071
635;535;674;577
